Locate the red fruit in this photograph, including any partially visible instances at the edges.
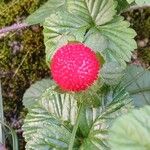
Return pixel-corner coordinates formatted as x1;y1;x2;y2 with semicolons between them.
51;43;100;92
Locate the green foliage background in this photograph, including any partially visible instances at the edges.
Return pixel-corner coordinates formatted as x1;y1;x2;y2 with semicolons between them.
0;0;149;149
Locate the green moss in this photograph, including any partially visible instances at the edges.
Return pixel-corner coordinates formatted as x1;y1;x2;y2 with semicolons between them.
0;0;48;27
0;1;48;149
1;27;49;104
0;0;49;104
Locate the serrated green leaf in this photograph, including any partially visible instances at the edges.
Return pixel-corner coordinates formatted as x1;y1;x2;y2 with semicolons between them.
26;123;77;150
101;62;124;85
23;87;79;149
78;85;132;149
23;105;58;142
84;16;137;68
44;11;89;63
25;0;66;25
98;17;137;67
23;78;54;109
39;88;78;125
43;2;136;66
122;65;150;107
109;105;150;150
23;105;76;150
67;0;117;25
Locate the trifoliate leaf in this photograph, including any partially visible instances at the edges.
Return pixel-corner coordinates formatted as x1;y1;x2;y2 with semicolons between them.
67;0;117;25
43;2;136;67
23;78;54;109
122;65;150;107
101;62;124;85
109;105;150;150
25;0;66;25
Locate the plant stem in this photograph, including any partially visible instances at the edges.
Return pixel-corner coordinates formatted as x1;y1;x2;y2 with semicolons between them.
68;103;83;150
0;23;28;34
0;121;18;150
0;80;4;144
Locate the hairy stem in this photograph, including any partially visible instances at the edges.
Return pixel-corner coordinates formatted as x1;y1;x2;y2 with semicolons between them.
0;23;28;34
68;103;83;150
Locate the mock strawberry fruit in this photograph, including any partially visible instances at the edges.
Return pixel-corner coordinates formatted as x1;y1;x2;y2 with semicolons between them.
51;43;100;92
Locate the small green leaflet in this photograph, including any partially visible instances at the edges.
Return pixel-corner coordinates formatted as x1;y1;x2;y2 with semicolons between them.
67;0;117;25
84;17;137;67
23;78;54;109
26;123;77;150
23;105;76;150
98;17;137;67
25;0;66;25
122;65;150;107
109;105;150;150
